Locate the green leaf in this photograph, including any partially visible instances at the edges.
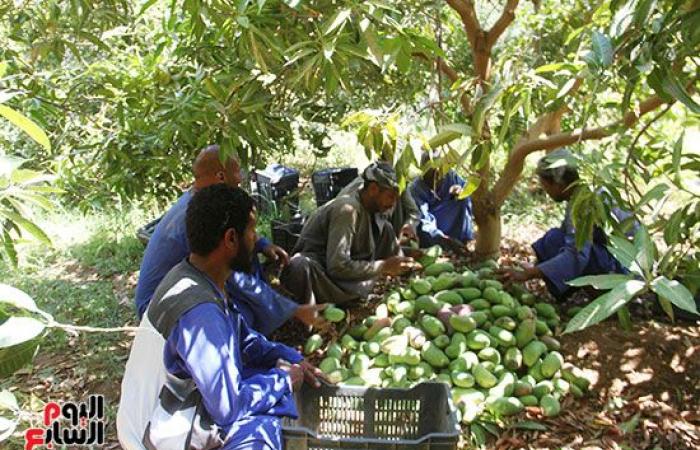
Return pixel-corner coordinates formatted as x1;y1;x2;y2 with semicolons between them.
651;277;698;315
511;420;548;431
636;183;668;209
0;317;45;348
0;416;17;442
0;390;18;412
661;73;700;114
0;338;40;378
672;132;684;187
472;85;504;137
658;295;675;321
1;232;17;268
633;0;656;26
534;62;579;74
633;226;655;274
568;274;634;289
0;284;39;313
607;235;638;270
458;176;481;200
591;31;613;67
0;209;51;245
428;124;470;149
616;305;633;331
663;208;684;245
0;105;50;151
564;280;646;333
324;9;352;35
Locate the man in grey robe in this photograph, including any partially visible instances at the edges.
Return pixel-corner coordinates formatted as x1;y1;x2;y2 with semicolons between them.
338;176;420;243
281;162;418;305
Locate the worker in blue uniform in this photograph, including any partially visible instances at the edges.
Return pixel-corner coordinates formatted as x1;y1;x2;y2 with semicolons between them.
498;149;628;300
409;157;474;252
134;145;325;334
140;185;323;450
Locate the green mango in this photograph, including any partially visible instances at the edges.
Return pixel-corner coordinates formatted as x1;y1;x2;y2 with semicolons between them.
342;376;365;386
452;371;476;388
469;298;491;310
449;314;477;334
392;364;408;384
392;316;412;334
540;394;561;417
489;326;516;347
520;293;536;305
491;304;513;318
424;262;455;277
470;311;489;326
411;279;432;295
420;342;449;369
433;334;451;349
504;347;523;370
522;341;547;367
403;347;422;366
351;353;371;376
494;316;517;331
513;380;533;397
535;302;558;320
480;279;503;290
466;330;492;350
445;333;467;359
436;373;453;386
304;334;323;355
374;353;390;367
554;378;570;395
488;397;524;416
516;306;535;321
457;287;482;301
363;341;381;357
540;335;561;351
415;295;441;314
477;347;501;364
340;334;359;351
418;245;443;266
327;343;343;360
420;315;446;338
533;380;554;399
435;290;462;305
515;319;537;348
535;319;552;336
348;324;368;339
409;362;434;380
529;359;545;382
519;395;538;406
482;287;500;303
396;301;416;319
324;305;346;322
319;357;342;374
472;363;498;388
541;351;564;378
489;372;516;398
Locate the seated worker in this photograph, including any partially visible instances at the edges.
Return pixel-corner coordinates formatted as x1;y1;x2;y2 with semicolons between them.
338;170;420;244
498;149;628;300
410;155;474;252
134;145;325;334
281;162;417;305
118;185;323;450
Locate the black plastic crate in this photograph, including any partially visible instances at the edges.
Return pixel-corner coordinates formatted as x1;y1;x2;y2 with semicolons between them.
282;382;460;450
271;218;304;255
136;217;162;246
255;164;299;202
312;167;358;207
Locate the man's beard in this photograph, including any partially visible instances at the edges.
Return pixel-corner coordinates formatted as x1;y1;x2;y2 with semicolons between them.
229;243;254;273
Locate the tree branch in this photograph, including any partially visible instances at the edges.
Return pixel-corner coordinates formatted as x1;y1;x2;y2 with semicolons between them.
491;93;672;206
413;52;471;112
446;0;482;49
486;0;519;49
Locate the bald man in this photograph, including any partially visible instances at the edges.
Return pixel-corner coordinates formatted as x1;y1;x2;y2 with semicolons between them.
134;145;325;334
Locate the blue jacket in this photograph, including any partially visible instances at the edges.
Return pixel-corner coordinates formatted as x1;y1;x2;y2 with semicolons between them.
134;190;299;335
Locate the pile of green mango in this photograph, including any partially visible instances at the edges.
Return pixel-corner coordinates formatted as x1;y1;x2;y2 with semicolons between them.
305;247;591;423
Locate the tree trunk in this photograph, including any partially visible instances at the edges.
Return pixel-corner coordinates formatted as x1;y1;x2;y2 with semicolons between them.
473;195;502;259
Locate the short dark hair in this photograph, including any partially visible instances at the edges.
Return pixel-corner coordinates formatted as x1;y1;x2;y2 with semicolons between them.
186;185;255;256
538;166;579;186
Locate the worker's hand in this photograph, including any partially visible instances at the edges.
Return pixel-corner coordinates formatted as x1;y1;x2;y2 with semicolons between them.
299;360;327;388
262;243;290;267
282;363;305;391
449;184;463;197
496;264;541;285
381;256;419;276
294;304;329;329
398;223;418;242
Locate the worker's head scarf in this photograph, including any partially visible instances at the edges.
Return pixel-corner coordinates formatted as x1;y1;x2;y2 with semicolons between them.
362;161;399;191
536;149;578;184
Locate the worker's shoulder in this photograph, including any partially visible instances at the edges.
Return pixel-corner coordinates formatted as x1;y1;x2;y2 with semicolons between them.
328;193;363;215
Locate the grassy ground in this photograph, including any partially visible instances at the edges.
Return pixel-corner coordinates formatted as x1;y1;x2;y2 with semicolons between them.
0;206;153;449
